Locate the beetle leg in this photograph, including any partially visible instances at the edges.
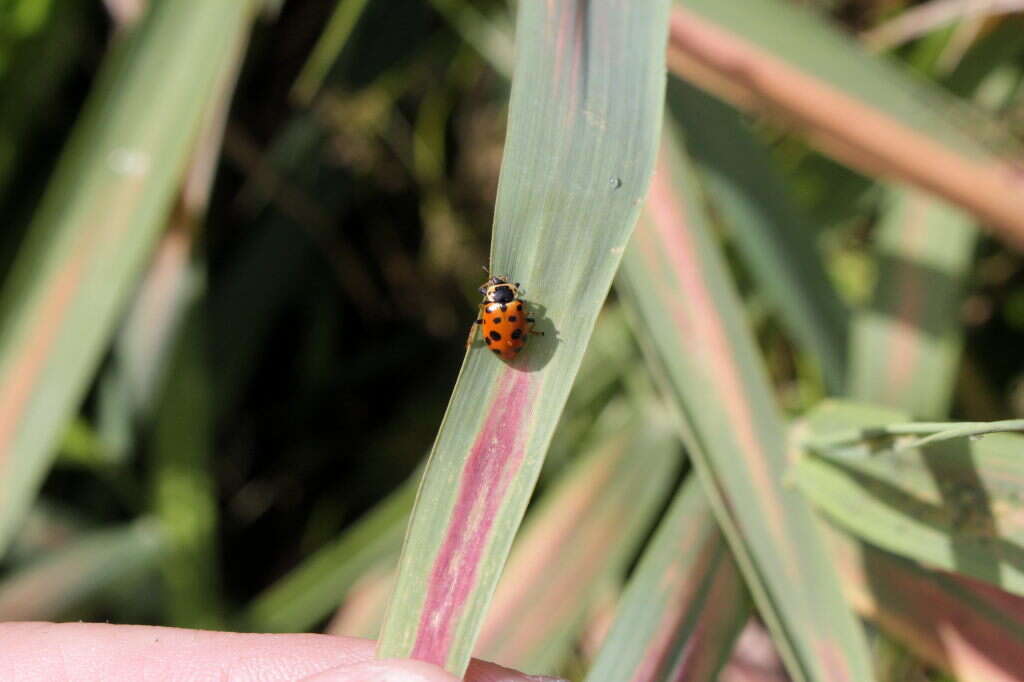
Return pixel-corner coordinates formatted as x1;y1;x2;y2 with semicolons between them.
466;306;485;349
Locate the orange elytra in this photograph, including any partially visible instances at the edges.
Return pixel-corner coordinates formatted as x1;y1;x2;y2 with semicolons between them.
466;274;542;361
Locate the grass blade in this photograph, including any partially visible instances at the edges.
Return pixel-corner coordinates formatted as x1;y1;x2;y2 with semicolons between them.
321;402;680;665
0;1;258;555
667;80;849;393
585;476;749;682
618;123;875;681
831;528;1024;682
243;302;638;635
944;17;1024;98
863;2;1022;51
805;418;1024;452
476;404;680;673
794;401;1024;596
291;0;372;104
543;306;639;475
849;188;976;418
0;518;163;621
897;421;1024;449
114;15;246;419
376;2;670;674
668;1;1024;248
425;0;513;78
133;25;247;625
150;306;221;629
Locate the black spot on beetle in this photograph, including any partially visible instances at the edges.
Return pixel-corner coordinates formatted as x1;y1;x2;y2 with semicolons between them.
517;303;524;311
511;328;523;339
489;330;502;341
492;317;501;323
508;316;517;322
485;336;492;345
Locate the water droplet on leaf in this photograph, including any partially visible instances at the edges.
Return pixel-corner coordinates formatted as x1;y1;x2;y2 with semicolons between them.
609;177;622;189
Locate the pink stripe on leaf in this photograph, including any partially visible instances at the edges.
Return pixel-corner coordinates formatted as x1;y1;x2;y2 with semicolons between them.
410;370;534;665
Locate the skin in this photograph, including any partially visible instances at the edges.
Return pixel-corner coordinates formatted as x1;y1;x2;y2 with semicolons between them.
0;623;566;682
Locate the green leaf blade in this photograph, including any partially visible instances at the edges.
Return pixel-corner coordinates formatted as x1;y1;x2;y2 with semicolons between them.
376;2;671;675
0;518;163;621
830;527;1024;682
586;477;749;682
477;407;680;672
669;1;1024;246
667;81;849;393
679;0;988;156
619;124;875;682
795;401;1024;597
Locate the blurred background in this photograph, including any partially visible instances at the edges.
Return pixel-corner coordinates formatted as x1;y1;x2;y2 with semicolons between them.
0;0;513;627
0;0;1023;679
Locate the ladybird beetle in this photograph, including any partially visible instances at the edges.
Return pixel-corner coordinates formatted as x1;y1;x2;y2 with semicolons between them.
467;274;542;360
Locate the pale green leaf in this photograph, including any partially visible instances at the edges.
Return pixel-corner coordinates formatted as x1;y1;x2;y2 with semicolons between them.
795;401;1024;597
377;2;670;675
618;122;875;681
586;476;749;682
